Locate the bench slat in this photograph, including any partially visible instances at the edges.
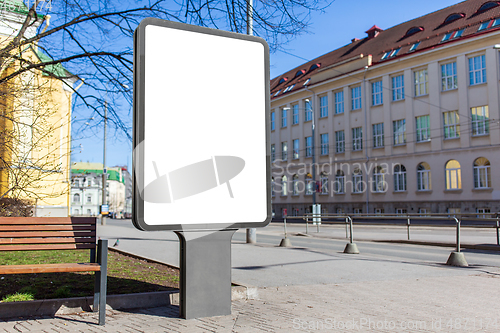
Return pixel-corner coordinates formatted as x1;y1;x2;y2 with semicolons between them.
0;225;95;231
0;217;96;225
0;263;101;274
0;238;96;245
0;231;96;238
0;244;96;251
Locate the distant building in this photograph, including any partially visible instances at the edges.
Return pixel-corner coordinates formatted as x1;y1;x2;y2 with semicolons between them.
70;162;126;218
115;166;132;219
270;0;500;217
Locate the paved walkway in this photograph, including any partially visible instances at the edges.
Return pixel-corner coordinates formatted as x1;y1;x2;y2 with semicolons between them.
1;222;499;332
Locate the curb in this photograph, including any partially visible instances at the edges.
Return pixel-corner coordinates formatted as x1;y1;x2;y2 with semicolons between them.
375;240;500;252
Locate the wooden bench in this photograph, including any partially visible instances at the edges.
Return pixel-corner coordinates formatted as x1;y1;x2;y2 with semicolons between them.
0;217;108;325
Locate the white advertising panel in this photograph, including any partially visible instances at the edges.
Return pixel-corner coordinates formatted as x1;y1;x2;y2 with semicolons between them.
133;19;271;231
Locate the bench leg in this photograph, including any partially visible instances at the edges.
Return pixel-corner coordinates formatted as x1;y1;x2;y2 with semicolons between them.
94;239;108;325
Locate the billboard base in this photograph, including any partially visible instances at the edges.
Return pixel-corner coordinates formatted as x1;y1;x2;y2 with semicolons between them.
175;229;237;319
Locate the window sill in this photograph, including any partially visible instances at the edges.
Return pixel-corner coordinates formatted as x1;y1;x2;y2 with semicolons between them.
393;143;406;147
471;133;490;138
351;108;362;112
334;112;345;116
472;187;493;192
442;87;458;93
319;116;329;119
292;194;300;197
443;136;460;141
373;146;385;149
444;189;463;193
333;192;345;195
352;149;363;153
319;193;329;196
372;103;383;107
372;191;386;195
416;190;432;194
393;190;408;194
469;82;487;87
392;99;405;103
414;93;429;98
351;192;364;195
416;139;431;144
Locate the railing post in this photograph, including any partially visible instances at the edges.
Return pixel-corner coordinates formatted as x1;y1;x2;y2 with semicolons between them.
446;216;468;266
345;217;349;239
343;216;359;254
305;216;309;234
407;215;411;241
496;213;499;246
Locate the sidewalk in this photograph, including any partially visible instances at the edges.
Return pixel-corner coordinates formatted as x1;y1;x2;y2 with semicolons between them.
1;222;499;332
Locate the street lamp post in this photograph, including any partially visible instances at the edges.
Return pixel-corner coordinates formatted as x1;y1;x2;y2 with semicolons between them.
101;100;107;225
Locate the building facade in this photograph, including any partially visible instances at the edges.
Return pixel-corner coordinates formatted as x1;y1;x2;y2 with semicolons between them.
0;1;76;217
271;0;500;218
70;162;126;218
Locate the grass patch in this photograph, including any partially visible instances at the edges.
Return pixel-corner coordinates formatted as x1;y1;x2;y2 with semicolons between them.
0;250;179;302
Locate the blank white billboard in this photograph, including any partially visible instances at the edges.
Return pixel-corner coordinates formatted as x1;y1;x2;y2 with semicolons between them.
133;19;271;231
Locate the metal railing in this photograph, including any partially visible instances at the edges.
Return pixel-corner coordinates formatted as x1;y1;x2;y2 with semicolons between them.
279;213;500;247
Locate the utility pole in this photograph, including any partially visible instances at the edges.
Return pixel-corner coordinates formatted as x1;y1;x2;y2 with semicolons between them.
101;100;107;225
246;0;257;244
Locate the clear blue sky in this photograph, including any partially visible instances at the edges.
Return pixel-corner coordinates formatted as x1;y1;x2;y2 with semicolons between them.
71;0;462;169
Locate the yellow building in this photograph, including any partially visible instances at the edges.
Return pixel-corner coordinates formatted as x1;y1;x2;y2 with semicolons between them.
0;1;77;216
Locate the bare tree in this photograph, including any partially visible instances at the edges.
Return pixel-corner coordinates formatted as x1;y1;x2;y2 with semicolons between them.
0;0;332;203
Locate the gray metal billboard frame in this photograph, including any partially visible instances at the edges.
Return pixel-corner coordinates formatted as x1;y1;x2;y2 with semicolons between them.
133;18;271;232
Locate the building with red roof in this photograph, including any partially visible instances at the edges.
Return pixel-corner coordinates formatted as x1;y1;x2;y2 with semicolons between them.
271;0;500;217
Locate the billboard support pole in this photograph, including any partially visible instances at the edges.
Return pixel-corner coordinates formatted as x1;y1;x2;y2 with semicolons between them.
175;229;237;319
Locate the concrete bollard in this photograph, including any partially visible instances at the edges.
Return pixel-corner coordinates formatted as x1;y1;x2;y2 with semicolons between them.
343;216;359;254
446;217;468;267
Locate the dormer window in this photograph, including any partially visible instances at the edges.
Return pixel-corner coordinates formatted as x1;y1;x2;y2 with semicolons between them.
493;18;500;27
274;90;281;97
295;70;305;77
443;13;465;25
381;52;389;60
309;63;321;71
441;29;464;42
477;1;500;14
278;77;288;84
404;26;424;38
478;21;491;31
303;78;310;86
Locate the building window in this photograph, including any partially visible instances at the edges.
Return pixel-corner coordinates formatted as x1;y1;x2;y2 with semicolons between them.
281;175;288;196
374;208;384;215
305;136;312;157
409;42;420;52
281;108;287;128
305;100;313;121
477;208;491;219
271;177;275;197
73;193;80;203
372;166;386;193
416;115;430;142
353;208;363;215
292;104;299;124
281;142;288;161
395;208;407;216
469;55;486;85
414;69;428;96
418;208;429;217
471;106;489;136
336;208;345;215
352;168;364;193
87;209;92;215
478;21;490;31
320;172;328;194
392;75;405;101
305;174;313;195
390;48;401;57
293;139;299;159
292;174;299;195
352;127;363;151
335;130;345;153
271;112;275;131
320;95;328;118
74;209;80;215
373;123;384;148
393;119;406;145
271;144;275;162
445;160;461;190
87;195;92;203
320;133;329;155
441;62;457;91
351;86;362;110
372;81;383;106
335;170;345;194
474;157;491;189
394;164;407;192
334;91;344;114
417;162;431;191
443;111;460;139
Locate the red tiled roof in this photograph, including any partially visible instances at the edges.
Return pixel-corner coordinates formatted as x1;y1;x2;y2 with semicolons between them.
271;0;500;98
